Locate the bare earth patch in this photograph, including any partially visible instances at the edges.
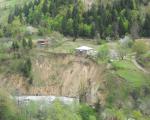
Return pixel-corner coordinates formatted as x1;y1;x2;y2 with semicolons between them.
0;53;106;105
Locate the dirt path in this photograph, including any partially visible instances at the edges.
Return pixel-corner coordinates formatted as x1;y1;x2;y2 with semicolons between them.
132;56;149;73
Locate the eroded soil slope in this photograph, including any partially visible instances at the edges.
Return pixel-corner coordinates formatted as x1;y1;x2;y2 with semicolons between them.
0;53;106;104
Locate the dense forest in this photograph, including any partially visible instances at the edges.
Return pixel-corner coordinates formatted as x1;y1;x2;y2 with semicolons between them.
4;0;150;40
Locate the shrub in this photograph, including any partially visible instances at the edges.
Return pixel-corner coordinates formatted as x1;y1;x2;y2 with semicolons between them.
119;36;133;48
117;45;127;60
98;44;109;61
47;100;82;120
132;41;149;55
22;38;27;49
28;38;33;49
21;58;32;78
79;104;96;120
0;89;17;120
0;29;4;38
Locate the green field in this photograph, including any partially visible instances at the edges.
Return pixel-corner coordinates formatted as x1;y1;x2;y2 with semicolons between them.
112;60;137;70
112;60;149;88
117;70;147;88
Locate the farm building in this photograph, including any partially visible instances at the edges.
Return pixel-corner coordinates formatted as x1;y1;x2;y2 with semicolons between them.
75;46;96;56
37;39;49;46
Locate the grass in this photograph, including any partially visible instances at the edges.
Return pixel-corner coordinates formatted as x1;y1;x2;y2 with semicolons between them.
117;69;147;88
47;38;99;53
111;60;149;88
111;60;137;70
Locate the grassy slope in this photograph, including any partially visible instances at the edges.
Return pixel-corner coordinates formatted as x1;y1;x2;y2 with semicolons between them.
112;60;149;88
0;0;149;110
0;49;106;105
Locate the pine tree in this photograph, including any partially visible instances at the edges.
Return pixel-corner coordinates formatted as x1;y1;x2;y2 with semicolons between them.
23;4;29;17
61;16;67;35
34;0;41;5
28;38;33;49
49;0;57;17
8;13;15;24
12;41;19;51
91;23;96;37
142;14;150;37
72;0;79;41
22;58;32;78
42;0;49;15
22;38;27;49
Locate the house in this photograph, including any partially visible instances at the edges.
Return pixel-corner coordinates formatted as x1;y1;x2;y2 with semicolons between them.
37;39;49;46
75;46;96;56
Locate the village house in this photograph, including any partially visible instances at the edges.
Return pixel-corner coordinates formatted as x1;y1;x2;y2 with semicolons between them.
37;39;49;47
75;46;96;56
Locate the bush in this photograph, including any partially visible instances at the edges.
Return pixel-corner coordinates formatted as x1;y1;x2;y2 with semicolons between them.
28;38;33;49
98;44;109;61
117;45;127;60
19;100;97;120
22;38;27;49
21;58;32;78
0;89;18;120
47;100;82;120
0;29;4;38
132;41;149;55
119;36;133;48
79;104;96;120
38;27;51;36
38;27;45;36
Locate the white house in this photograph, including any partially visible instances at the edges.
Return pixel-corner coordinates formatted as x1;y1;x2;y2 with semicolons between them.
75;46;96;56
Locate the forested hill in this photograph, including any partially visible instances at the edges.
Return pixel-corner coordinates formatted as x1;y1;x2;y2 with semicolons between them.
5;0;150;39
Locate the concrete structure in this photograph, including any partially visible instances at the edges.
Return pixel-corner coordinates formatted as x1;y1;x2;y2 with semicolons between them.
15;96;78;105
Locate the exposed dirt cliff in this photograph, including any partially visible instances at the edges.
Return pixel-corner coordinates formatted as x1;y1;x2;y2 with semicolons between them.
0;52;106;105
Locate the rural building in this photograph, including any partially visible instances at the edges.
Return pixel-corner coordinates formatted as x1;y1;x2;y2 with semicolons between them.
37;39;49;46
75;46;96;56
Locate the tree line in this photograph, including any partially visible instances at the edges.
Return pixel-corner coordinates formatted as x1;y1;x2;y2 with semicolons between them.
5;0;150;40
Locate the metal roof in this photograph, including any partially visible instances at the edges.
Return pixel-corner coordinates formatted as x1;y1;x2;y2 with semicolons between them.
75;46;93;51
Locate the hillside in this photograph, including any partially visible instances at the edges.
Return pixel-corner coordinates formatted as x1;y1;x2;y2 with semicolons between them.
0;0;150;120
0;51;105;105
1;0;149;39
0;0;29;23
